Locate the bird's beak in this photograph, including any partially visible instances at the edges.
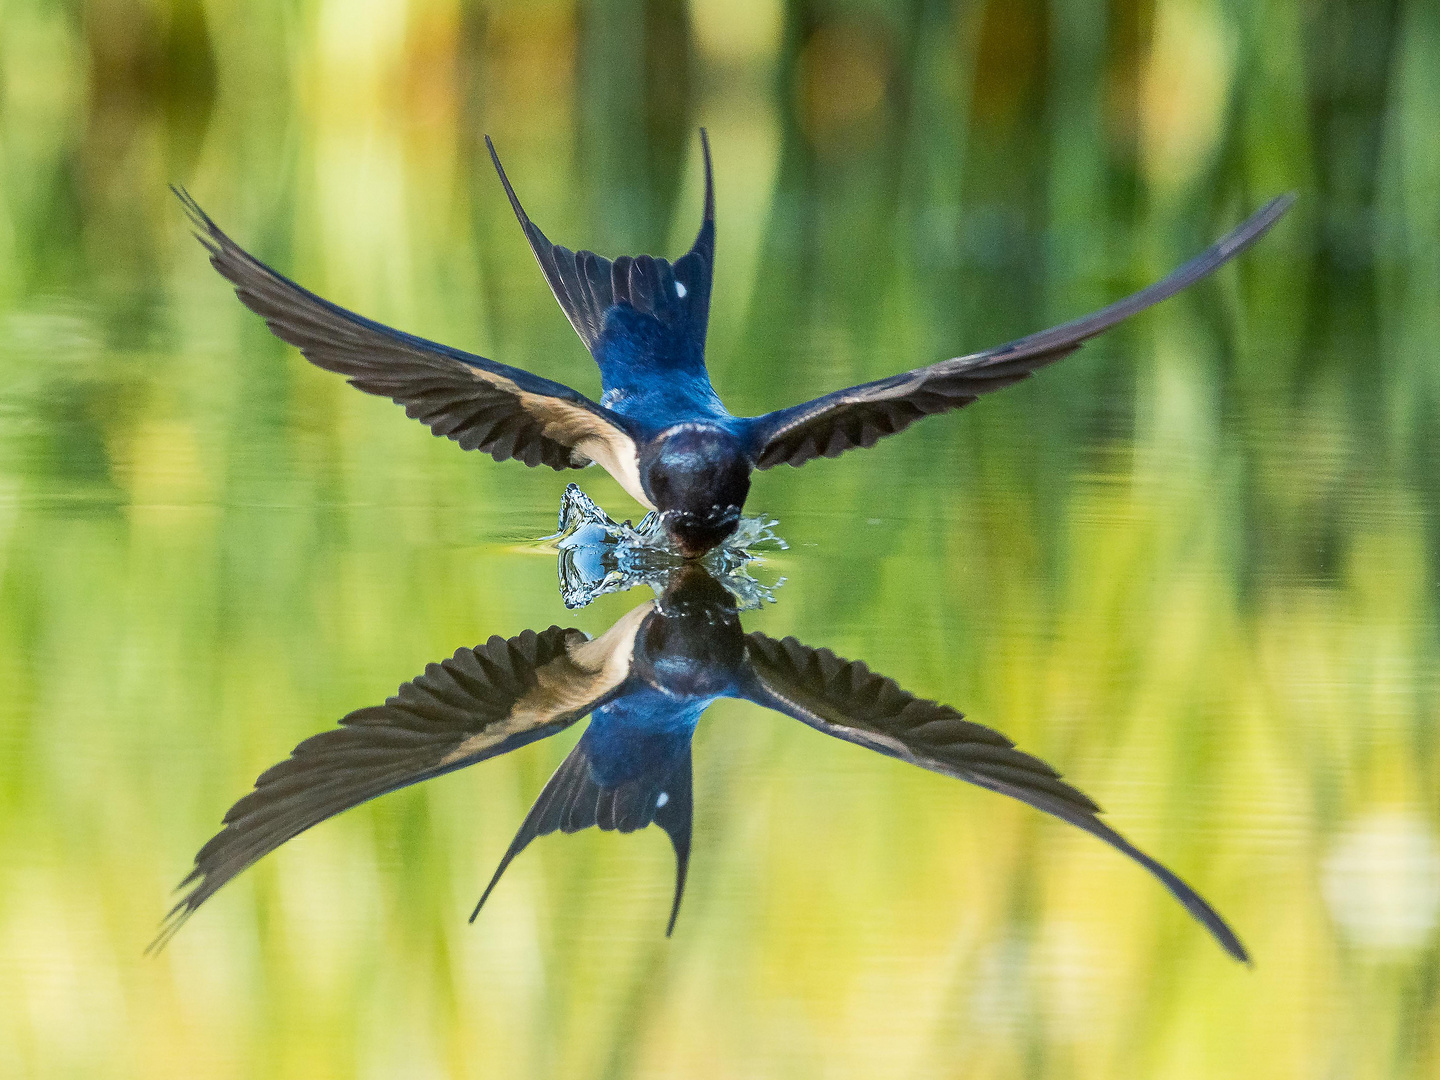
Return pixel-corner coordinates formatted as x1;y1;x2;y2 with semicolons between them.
664;506;742;559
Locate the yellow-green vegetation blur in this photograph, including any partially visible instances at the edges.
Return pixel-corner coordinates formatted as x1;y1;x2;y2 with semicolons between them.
2;0;1438;1077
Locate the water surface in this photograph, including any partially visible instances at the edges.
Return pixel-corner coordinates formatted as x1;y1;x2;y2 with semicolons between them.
3;1;1439;1076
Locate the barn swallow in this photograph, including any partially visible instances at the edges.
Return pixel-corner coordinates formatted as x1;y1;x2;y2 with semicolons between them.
155;565;1247;962
174;141;1293;557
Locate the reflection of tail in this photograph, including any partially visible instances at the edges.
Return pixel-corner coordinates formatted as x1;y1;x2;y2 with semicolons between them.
471;729;694;935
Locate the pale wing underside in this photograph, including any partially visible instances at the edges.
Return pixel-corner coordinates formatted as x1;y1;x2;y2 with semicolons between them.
741;633;1249;963
748;195;1296;469
175;188;641;478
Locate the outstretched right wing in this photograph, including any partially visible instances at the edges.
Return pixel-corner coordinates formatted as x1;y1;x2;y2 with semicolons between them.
740;634;1248;963
153;604;654;950
175;188;643;480
745;195;1295;469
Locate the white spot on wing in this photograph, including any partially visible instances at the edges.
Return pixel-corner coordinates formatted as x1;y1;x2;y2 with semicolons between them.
675;281;687;298
656;792;669;807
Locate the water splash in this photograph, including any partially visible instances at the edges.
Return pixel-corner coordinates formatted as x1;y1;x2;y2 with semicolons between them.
545;484;786;609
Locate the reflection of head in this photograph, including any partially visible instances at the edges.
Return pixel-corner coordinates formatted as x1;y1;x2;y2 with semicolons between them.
636;567;746;698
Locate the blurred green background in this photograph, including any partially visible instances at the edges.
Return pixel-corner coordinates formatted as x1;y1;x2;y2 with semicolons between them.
3;0;1440;1076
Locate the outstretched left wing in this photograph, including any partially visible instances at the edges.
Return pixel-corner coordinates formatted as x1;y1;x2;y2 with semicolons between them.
745;195;1294;468
175;189;643;480
739;634;1249;963
153;604;654;950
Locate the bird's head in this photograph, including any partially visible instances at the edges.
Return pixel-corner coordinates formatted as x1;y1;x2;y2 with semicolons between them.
640;425;752;558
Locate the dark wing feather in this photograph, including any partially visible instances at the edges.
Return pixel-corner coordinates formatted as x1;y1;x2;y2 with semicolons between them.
485;132;716;355
746;195;1295;469
153;605;654;950
174;188;638;472
740;634;1249;963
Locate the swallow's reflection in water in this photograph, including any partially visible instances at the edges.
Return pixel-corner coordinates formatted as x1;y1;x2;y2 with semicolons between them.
154;565;1247;963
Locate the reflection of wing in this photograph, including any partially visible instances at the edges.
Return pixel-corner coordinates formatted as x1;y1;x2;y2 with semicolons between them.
486;133;715;358
154;604;654;950
741;634;1248;963
470;720;694;935
174;188;642;479
745;195;1295;469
